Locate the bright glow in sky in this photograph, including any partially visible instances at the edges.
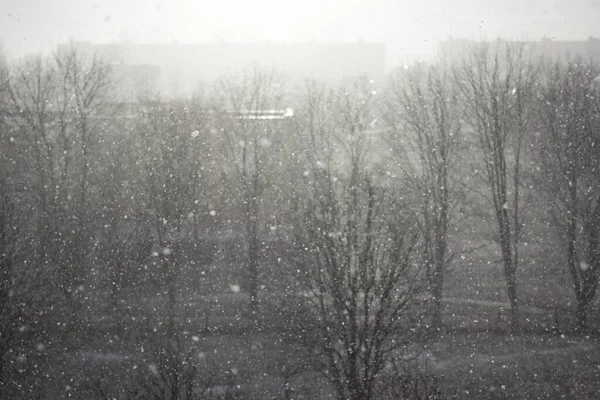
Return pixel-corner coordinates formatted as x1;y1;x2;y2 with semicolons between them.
2;0;599;64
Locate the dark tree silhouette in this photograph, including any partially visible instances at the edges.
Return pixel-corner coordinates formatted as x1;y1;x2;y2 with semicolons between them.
536;57;600;330
454;42;537;330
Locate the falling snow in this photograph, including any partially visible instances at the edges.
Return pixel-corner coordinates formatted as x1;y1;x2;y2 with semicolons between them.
1;31;600;400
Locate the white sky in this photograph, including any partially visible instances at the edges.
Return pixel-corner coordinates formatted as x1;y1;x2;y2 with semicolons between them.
2;0;599;64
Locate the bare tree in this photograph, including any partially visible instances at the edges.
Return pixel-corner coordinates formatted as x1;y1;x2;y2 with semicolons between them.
53;49;114;288
384;62;461;331
94;323;239;400
293;79;420;400
94;120;153;315
535;57;600;330
212;67;287;320
0;51;28;396
454;42;537;329
7;56;62;265
1;50;116;392
135;95;209;335
7;50;114;307
124;332;238;400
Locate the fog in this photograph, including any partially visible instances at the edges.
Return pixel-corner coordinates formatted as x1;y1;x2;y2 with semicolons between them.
3;0;600;65
2;1;600;400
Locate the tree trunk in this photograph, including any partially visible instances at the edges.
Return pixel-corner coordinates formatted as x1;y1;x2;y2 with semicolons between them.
0;261;13;399
430;269;444;331
246;193;260;322
431;217;447;332
506;267;519;331
575;297;588;331
248;234;259;319
577;200;600;331
500;209;519;330
162;252;177;337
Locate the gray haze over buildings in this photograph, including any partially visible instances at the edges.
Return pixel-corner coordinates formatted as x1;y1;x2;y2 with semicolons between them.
57;40;386;97
3;0;600;66
2;1;600;97
55;37;600;98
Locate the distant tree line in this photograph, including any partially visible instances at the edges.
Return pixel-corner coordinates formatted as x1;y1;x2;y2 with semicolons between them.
0;42;599;399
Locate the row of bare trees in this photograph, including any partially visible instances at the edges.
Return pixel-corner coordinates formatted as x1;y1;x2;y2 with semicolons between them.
385;43;600;334
1;42;600;399
0;50;123;397
535;58;600;329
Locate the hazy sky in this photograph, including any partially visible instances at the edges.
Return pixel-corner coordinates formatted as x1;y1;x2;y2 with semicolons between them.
2;0;600;64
